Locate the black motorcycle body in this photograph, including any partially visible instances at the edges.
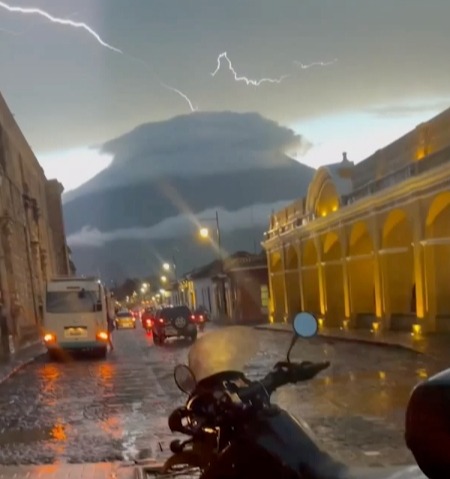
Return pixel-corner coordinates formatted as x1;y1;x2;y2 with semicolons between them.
201;404;344;479
161;315;347;478
163;360;347;479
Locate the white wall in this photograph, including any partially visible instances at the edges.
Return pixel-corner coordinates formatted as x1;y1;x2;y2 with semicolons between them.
192;277;217;318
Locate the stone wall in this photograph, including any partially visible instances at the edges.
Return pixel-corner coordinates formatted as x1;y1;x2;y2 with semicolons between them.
0;92;70;352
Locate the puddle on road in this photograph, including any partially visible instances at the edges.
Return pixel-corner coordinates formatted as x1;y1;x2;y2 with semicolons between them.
0;422;67;446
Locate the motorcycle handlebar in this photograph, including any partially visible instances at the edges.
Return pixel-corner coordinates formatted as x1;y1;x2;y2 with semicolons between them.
240;360;330;400
169;361;330;433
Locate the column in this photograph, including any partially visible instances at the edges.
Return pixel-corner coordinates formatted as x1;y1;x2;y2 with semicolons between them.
412;201;431;331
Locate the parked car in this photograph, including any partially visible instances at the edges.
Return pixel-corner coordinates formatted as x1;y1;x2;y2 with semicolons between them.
152;306;197;345
115;310;136;329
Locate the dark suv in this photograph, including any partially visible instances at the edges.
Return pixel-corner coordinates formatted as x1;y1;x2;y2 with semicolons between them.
152;306;197;345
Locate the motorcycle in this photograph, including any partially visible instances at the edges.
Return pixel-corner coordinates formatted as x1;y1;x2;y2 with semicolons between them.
151;312;351;479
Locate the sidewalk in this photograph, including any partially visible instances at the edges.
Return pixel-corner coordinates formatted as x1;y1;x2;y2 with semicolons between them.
0;463;135;478
0;340;45;385
255;322;450;360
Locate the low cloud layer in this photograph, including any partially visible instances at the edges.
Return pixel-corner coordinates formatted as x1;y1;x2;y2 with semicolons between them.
367;98;450;119
67;201;289;248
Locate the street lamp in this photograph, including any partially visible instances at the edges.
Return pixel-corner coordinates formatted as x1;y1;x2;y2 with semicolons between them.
162;257;178;280
161;275;167;283
199;211;226;317
199;211;222;258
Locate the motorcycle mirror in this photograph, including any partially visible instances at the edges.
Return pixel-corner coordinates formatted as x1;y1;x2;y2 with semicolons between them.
287;312;318;363
174;364;197;394
293;312;318;338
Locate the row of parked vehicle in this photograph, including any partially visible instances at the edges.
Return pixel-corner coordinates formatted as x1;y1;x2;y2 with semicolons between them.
140;305;209;345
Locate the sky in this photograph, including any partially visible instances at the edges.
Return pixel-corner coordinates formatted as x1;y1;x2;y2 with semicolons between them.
1;0;450;191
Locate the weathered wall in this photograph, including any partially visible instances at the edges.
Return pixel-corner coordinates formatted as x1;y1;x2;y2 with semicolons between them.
0;92;70;350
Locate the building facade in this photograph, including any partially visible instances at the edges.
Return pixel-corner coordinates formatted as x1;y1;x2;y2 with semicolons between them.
224;252;269;323
264;107;450;334
0;92;71;353
178;252;269;323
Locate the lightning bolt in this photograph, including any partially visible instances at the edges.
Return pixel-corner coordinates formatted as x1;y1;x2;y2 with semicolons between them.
294;59;338;69
0;1;197;113
127;55;198;112
161;83;197;112
0;1;122;53
211;52;288;86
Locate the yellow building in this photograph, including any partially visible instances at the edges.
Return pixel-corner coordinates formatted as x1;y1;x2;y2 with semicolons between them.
263;107;450;334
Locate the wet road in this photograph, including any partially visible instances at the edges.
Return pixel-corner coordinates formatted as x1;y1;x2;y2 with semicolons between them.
0;324;444;467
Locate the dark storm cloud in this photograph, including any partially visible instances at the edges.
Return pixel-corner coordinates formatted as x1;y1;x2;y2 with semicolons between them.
101;111;311;175
64;110;311;201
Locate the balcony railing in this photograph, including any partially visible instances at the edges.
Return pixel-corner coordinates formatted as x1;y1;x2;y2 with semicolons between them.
264;145;450;240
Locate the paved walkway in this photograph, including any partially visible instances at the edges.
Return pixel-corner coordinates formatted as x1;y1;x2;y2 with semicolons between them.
0;463;135;478
255;323;450;360
0;341;45;385
0;463;427;478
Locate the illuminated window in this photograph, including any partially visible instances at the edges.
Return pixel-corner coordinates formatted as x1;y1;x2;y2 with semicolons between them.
261;285;269;307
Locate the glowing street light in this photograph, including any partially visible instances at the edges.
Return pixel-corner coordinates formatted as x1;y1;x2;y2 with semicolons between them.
161;275;167;283
163;263;170;271
199;227;209;239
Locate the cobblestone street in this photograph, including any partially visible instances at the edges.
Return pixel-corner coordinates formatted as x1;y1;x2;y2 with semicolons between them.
0;325;444;470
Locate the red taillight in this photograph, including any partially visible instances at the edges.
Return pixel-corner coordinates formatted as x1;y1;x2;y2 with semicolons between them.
44;333;56;343
200;315;204;320
159;318;164;324
96;331;109;341
146;319;152;325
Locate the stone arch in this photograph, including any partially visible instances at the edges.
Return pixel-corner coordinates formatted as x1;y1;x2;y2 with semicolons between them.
302;239;317;266
300;238;320;315
285;244;299;270
322;232;345;326
380;208;414;329
347;221;375;325
424;192;450;325
270;251;282;273
285;244;301;320
306;167;340;219
269;250;285;322
323;232;341;261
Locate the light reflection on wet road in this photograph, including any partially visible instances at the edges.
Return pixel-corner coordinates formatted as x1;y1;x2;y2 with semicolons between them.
0;325;445;467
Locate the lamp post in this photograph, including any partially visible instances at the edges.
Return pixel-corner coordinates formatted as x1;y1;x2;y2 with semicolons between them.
162;256;178;280
198;211;226;317
198;211;222;260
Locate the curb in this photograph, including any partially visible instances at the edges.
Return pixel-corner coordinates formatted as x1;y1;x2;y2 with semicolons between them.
254;325;423;354
0;345;45;386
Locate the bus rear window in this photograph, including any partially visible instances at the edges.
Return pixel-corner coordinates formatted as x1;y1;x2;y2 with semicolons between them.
46;291;99;314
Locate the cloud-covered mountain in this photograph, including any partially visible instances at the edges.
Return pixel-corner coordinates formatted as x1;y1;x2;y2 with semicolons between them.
63;111;315;279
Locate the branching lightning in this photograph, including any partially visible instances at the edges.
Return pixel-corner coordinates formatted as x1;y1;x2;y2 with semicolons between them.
294;59;338;69
0;1;197;113
0;1;122;53
211;52;288;86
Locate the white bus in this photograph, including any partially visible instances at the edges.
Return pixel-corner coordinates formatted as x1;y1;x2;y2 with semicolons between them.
43;277;110;359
